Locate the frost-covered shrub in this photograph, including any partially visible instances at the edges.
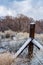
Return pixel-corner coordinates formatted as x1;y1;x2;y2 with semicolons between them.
5;33;10;38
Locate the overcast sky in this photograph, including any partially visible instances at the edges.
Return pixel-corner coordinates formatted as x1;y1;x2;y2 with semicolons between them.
0;0;43;20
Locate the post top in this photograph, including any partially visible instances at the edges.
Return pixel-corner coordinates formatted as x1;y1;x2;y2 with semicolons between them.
30;22;35;25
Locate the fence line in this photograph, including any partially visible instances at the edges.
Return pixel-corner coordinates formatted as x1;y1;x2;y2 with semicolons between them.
13;23;43;60
32;39;43;50
14;38;31;58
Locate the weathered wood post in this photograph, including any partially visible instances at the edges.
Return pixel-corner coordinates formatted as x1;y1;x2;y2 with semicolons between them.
28;23;35;59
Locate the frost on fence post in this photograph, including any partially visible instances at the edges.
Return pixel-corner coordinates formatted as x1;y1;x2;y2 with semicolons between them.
28;23;35;59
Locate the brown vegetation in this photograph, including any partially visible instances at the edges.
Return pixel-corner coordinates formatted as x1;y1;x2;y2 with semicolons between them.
0;14;43;33
0;52;14;65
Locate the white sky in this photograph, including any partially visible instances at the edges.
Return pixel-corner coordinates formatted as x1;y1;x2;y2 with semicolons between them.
0;0;43;20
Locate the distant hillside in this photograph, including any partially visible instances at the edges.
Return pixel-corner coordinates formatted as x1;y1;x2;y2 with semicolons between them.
0;14;43;33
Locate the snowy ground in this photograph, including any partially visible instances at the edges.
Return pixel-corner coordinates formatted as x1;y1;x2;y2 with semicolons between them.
0;32;43;65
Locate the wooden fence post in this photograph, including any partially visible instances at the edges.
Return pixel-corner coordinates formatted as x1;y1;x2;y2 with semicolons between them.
28;23;35;59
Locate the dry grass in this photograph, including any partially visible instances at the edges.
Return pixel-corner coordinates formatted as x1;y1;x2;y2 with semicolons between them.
0;31;43;65
35;34;43;42
35;34;43;38
0;52;14;65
